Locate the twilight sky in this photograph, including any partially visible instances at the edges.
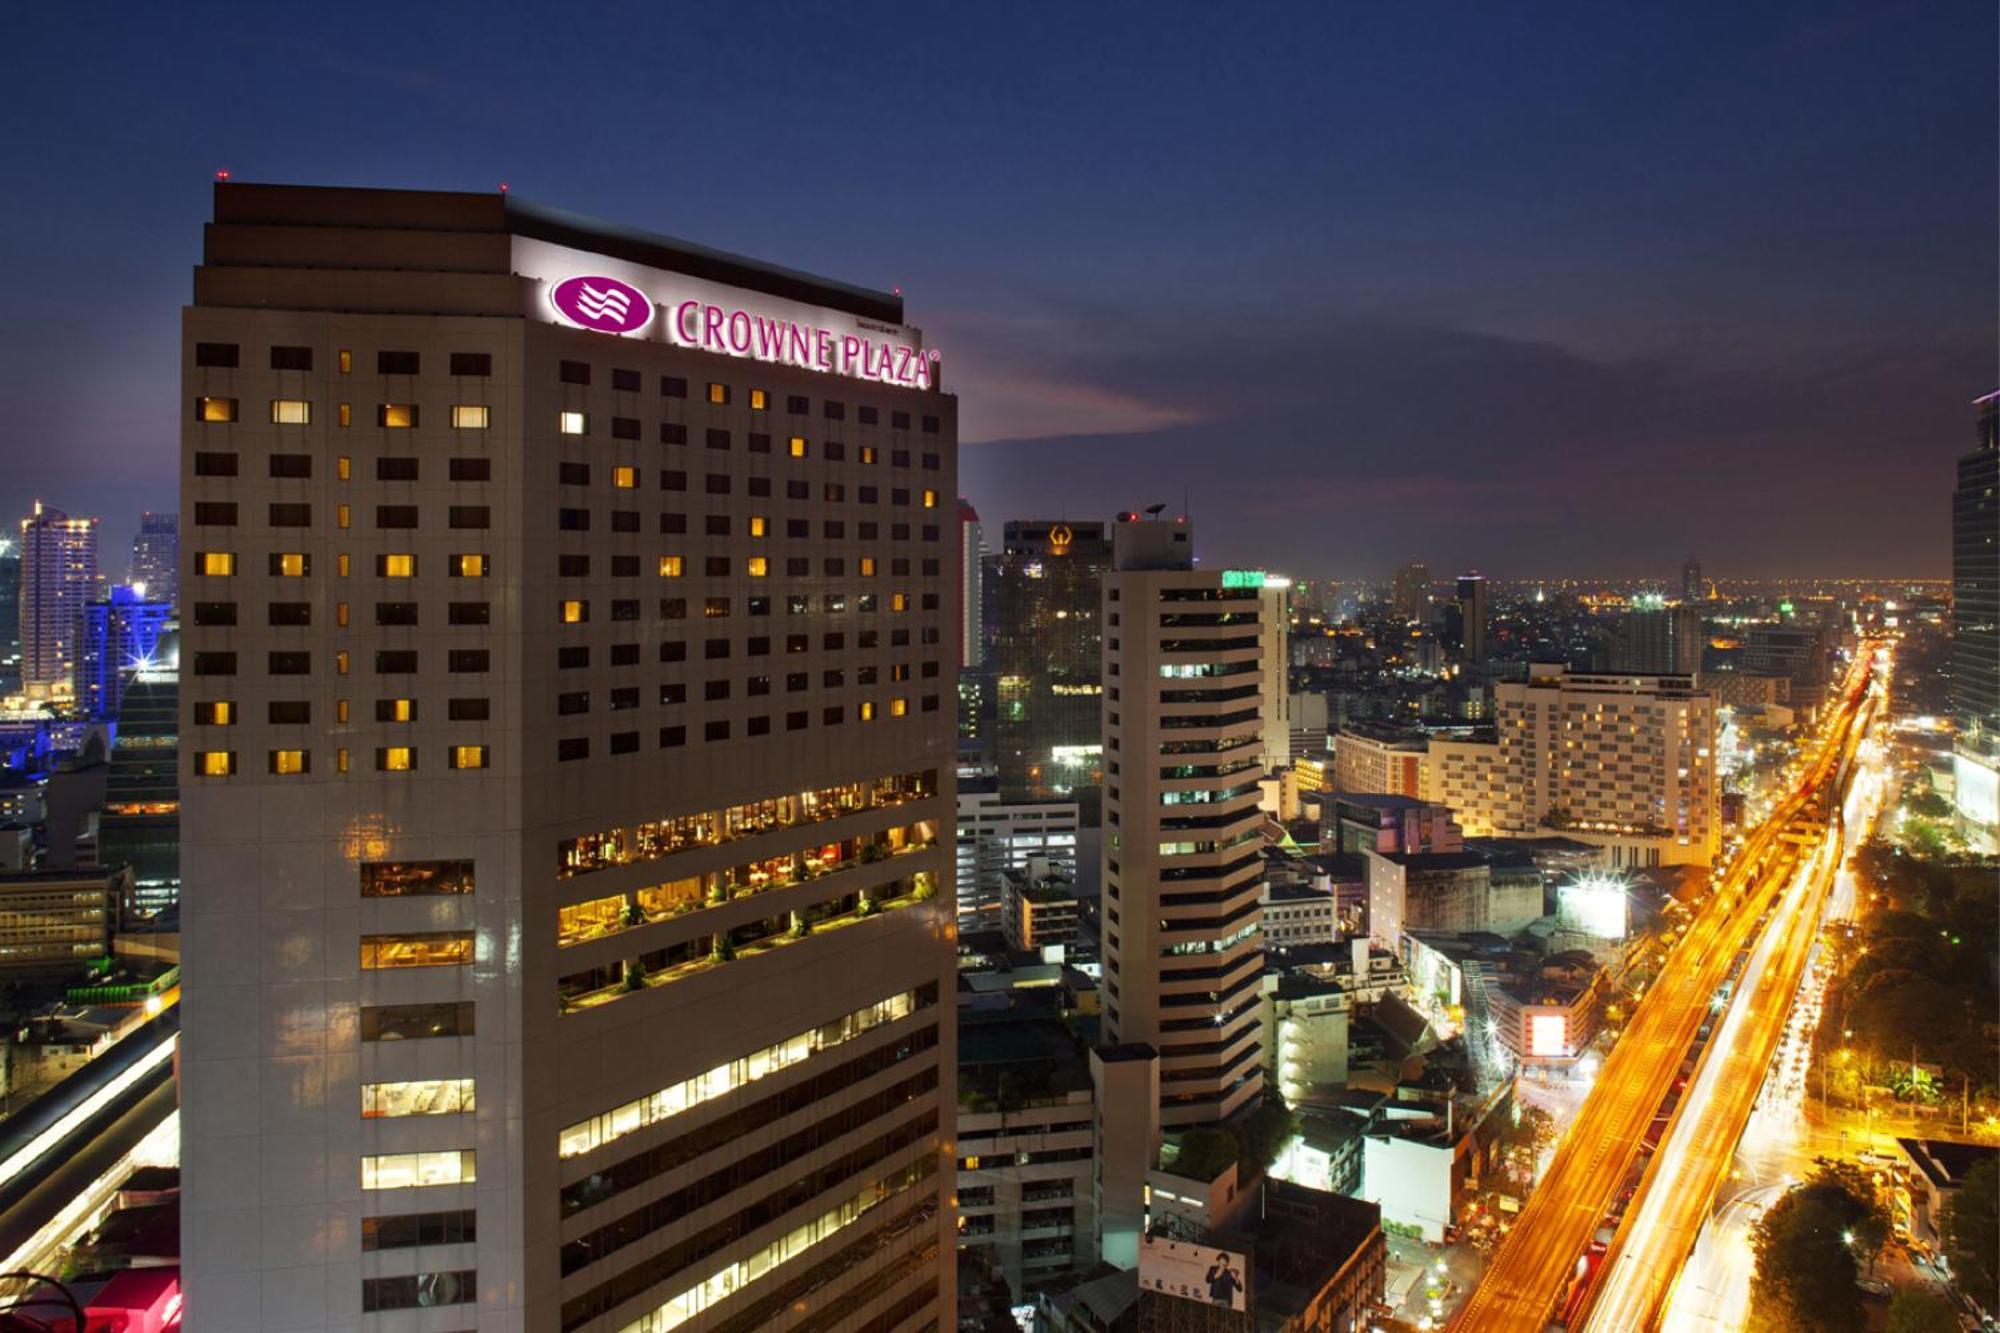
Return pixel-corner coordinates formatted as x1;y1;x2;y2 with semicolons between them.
0;1;1990;579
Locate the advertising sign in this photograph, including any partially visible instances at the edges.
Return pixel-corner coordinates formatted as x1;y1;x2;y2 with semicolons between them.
1139;1233;1250;1312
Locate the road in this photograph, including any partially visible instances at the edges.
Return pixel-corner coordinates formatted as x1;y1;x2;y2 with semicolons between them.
1452;647;1880;1332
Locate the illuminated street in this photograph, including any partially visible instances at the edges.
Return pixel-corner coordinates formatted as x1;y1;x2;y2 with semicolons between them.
1453;648;1881;1331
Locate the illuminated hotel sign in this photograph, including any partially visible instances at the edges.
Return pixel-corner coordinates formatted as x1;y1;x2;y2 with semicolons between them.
543;264;938;389
1220;570;1266;590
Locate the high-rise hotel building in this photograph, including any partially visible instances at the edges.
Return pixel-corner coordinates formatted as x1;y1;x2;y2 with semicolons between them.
178;183;957;1332
1098;517;1265;1127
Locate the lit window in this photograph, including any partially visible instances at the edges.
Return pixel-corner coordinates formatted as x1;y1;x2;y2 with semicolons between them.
454;554;487;578
338;349;353;374
337;454;352;479
196;397;237;423
196;751;235;776
276;553;307;577
748;516;768;537
860;446;877;464
380;747;415;772
195;701;234;725
335;602;350;628
922;489;938;508
360;1149;475;1189
384;699;415;723
362;1079;476;1118
451;746;488;770
380;404;417;428
336;700;350;724
337;748;350;773
658;557;683;578
270;399;312;425
749;388;768;410
561;600;588;624
859;557;876;577
382;554;416;578
891;698;909;717
452;405;489;429
559;411;587;435
337;554;351;577
613;466;637;489
338;404;352;428
707;383;729;405
891;593;908;612
270;749;308;775
198;551;235;577
789;437;808;458
860;701;876;721
336;651;350;676
746;557;768;578
337;504;351;529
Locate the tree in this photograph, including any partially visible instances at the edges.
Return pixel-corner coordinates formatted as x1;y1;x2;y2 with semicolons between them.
1941;1156;1999;1313
1750;1167;1887;1332
1886;1289;1956;1333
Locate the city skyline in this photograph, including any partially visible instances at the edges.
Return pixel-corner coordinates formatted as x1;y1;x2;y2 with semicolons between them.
0;2;1991;577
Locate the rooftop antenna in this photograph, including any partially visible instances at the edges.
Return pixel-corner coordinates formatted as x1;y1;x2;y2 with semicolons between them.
1144;503;1166;519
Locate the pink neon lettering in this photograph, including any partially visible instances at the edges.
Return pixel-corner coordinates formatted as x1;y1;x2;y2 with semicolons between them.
840;336;861;374
727;310;752;354
894;346;914;383
914;354;932;390
787;322;811;366
702;304;726;350
753;315;787;359
676;301;701;343
816;329;835;370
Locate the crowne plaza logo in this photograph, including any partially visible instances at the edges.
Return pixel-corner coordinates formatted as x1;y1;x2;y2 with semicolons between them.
549;275;653;335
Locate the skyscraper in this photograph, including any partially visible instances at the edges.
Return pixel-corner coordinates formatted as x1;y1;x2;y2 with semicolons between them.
1680;556;1703;604
1455;572;1488;664
1607;596;1702;675
100;644;181;917
1951;392;1999;841
0;539;19;692
1098;515;1265;1126
958;498;984;670
991;519;1114;805
128;511;180;610
179;183;957;1331
1390;559;1431;622
73;584;172;719
18;501;99;700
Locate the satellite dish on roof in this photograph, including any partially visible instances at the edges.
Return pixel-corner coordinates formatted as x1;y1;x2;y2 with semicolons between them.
1144;503;1167;517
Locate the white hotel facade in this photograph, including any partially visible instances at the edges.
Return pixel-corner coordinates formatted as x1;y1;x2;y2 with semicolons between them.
178;183;957;1332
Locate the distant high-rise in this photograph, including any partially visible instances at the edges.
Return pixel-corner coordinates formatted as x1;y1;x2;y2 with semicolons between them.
0;540;18;691
73;584;172;720
1681;556;1703;604
18;502;99;701
1099;514;1265;1126
128;512;179;610
99;645;180;917
1954;394;1999;746
1456;572;1488;664
1608;596;1703;675
992;519;1114;804
1391;559;1431;622
959;498;985;669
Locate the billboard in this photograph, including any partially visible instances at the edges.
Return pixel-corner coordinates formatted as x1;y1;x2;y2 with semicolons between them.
1139;1233;1250;1312
1557;875;1629;940
1529;1013;1568;1058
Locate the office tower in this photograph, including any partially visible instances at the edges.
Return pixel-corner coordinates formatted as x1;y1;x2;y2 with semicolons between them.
958;498;984;670
1099;515;1264;1126
1495;664;1718;867
954;779;1079;934
178;183;957;1331
1680;556;1703;604
129;512;180;610
1607;596;1702;675
1454;573;1487;664
73;584;172;719
1390;560;1430;622
0;539;18;692
1742;622;1831;717
1951;392;1999;840
1259;578;1292;769
100;643;181;917
991;519;1113;804
18;502;99;700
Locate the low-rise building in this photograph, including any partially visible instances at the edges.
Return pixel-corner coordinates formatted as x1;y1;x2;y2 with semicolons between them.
1262;881;1339;950
958;780;1082;933
1333;723;1429;798
1326;793;1464;857
0;866;125;974
1002;862;1083;953
1364;849;1543;949
1263;972;1351;1104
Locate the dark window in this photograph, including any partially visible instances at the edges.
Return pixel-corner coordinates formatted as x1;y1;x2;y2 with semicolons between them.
268;502;312;527
270;345;312;371
786;394;809;414
448;698;490;721
268;700;311;725
450;352;492;377
748;715;770;736
660;598;688;620
824;441;846;462
268;451;314;478
448;602;490;626
449;649;490;673
659;641;686;663
660;471;687;492
922;415;940;433
704;556;730;577
859;486;878;504
267;602;310;627
922;524;939;541
748;477;772;497
704;638;730;660
921;557;940;576
376;505;419;529
560;462;590;485
660;726;687;748
194;341;239;368
559;508;590;531
611;368;641;392
610;642;639;666
360;1002;475;1042
706;429;731;451
704;474;731;495
786;480;809;500
610;731;639;754
704;720;730;742
450;506;491;529
661;422;688;445
376;649;419;672
557;692;590;716
747;636;771;656
704;679;730;701
892;411;911;430
611;510;640;532
559;360;591;385
748;432;771;454
786;557;809;576
660;512;687;534
660;683;687;705
661;375;688;398
558;646;590;669
823;401;845;421
921;452;941;470
747;673;772;695
823;521;846;539
822;706;843;725
611;554;640;577
377;457;418;481
192;652;236;676
787;711;808;731
268;651;311;675
859;406;879;425
704;515;730;536
557;737;589;762
559;554;590;577
611;599;640;621
611;417;640;441
378;351;420;375
449;457;490;482
360;1268;476;1313
192;602;237;627
193;452;237;477
361;1210;477;1252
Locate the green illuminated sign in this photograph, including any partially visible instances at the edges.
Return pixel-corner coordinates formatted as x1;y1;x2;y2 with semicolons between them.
1221;570;1266;589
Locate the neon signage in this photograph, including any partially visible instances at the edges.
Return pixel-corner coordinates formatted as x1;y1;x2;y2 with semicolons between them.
547;272;937;389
